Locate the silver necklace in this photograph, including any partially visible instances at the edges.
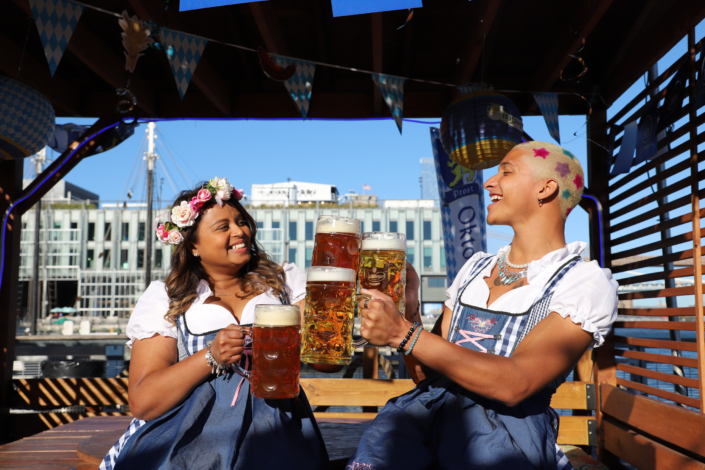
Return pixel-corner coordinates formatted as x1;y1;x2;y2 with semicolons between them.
505;246;530;269
497;250;528;286
214;284;238;297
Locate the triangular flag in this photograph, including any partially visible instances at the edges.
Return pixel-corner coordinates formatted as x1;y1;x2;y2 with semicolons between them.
274;56;315;120
457;83;486;95
160;28;208;99
29;0;84;76
372;73;405;134
533;93;560;144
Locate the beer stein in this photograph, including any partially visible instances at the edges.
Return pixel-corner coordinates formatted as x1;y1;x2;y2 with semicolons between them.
234;304;301;399
301;267;371;365
311;215;362;272
359;232;407;314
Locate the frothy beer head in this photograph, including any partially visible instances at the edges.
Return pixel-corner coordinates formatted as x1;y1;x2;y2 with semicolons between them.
306;266;356;284
361;232;406;252
316;216;361;236
254;305;300;326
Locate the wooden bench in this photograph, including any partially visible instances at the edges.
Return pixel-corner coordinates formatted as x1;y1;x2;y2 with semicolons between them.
599;383;705;469
301;378;598;447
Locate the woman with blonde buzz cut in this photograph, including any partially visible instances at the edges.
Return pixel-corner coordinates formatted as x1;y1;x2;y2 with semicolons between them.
347;142;618;470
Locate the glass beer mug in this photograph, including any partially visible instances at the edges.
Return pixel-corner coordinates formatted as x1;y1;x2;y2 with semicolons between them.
311;215;362;272
358;232;407;314
301;266;370;365
234;304;302;399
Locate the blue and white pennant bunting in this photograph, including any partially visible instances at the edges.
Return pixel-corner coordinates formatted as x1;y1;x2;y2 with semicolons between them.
457;82;487;95
160;28;208;99
372;73;405;134
533;93;561;144
274;56;315;120
29;0;84;77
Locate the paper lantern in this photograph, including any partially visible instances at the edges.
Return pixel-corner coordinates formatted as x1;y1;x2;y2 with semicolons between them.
440;90;523;170
0;77;55;160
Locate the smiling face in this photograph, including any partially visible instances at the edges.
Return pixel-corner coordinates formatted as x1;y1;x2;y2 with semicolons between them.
191;203;252;275
484;147;548;226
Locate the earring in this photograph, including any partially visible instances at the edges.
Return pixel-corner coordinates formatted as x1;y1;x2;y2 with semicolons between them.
193;252;199;257
537;196;543;207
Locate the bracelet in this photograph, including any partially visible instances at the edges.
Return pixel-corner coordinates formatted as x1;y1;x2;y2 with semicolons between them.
405;326;423;356
205;340;228;377
397;322;421;353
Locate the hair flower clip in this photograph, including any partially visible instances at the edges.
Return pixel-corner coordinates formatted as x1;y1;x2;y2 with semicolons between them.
154;177;244;246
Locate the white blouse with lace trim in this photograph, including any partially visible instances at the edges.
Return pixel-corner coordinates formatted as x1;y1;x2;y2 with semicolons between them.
125;263;307;348
444;241;618;348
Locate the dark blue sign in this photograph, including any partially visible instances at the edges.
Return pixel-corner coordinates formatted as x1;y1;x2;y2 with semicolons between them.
444;183;481;205
331;0;422;17
180;0;266;12
634;99;659;165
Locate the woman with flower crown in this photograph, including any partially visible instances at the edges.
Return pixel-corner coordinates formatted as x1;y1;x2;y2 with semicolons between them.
99;177;330;470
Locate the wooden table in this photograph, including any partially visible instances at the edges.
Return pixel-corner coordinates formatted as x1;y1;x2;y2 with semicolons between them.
0;415;372;469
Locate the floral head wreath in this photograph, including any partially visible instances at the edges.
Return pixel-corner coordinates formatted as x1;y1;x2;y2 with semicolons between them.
155;177;244;246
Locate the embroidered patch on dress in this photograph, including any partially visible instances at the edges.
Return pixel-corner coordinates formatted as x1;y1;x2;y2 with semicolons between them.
573;173;584;190
346;463;376;470
555;162;570;177
469;315;497;334
533;148;549;159
561;189;571;200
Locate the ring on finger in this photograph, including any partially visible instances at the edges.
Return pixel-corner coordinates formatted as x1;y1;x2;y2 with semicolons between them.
363;298;370;309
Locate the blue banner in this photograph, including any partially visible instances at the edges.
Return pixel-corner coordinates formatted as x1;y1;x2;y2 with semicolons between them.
431;128;486;286
634;99;659;165
180;0;266;11
331;0;422;17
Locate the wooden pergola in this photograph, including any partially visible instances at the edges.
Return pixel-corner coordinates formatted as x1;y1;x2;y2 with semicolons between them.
2;0;705;466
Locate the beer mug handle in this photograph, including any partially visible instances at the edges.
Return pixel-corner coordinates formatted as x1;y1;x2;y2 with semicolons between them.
353;293;372;348
230;326;252;379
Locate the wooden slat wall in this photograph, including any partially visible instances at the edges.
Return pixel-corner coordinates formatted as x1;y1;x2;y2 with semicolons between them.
605;32;705;413
597;26;705;467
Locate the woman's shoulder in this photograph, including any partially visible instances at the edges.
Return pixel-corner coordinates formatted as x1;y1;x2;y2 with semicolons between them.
142;281;170;302
127;281;176;347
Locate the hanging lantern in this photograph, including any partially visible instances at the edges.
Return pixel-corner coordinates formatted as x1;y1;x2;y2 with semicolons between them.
440;90;523;170
0;77;55;161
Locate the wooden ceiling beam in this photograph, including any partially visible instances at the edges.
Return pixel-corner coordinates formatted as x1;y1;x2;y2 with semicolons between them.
127;0;232;116
457;0;501;87
371;12;383;115
250;2;290;56
11;0;156;115
312;0;331;90
0;33;80;115
530;0;614;93
602;0;705;105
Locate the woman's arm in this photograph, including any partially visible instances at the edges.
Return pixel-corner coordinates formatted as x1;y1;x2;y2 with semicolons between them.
128;325;245;421
360;291;593;406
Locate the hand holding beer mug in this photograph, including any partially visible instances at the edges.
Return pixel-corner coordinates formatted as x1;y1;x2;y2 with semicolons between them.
311;216;362;271
358;232;407;314
233;305;301;399
301;267;371;365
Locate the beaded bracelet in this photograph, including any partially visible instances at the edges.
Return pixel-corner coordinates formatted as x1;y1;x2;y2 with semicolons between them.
397;322;421;353
404;326;423;356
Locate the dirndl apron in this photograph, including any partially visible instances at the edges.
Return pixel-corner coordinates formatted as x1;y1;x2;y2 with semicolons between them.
100;292;330;470
346;255;582;470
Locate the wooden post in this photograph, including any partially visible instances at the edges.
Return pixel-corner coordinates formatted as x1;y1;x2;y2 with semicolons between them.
0;159;24;444
362;345;379;413
586;105;619;466
687;29;705;413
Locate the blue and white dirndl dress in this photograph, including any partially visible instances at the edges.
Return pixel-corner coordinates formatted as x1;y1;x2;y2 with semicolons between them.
347;254;582;470
100;301;329;470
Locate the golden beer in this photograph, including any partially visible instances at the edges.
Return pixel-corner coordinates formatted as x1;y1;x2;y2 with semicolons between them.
358;232;407;314
301;267;366;365
311;216;362;272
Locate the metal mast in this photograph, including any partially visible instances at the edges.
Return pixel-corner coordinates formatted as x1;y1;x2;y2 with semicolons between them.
144;122;157;289
28;148;46;335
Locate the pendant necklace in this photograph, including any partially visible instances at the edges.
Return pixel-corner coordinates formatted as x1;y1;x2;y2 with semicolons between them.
497;247;529;286
215;284;239;297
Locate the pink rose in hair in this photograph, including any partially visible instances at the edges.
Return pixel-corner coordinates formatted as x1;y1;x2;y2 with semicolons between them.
196;188;212;204
233;188;244;200
167;229;184;245
171;201;198;228
156;224;169;243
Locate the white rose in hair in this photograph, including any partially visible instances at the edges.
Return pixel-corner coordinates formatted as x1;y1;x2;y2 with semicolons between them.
209;176;233;205
167;229;184;245
171;201;198;228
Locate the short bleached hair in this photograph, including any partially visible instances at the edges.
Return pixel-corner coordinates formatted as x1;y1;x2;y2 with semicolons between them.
513;141;584;219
